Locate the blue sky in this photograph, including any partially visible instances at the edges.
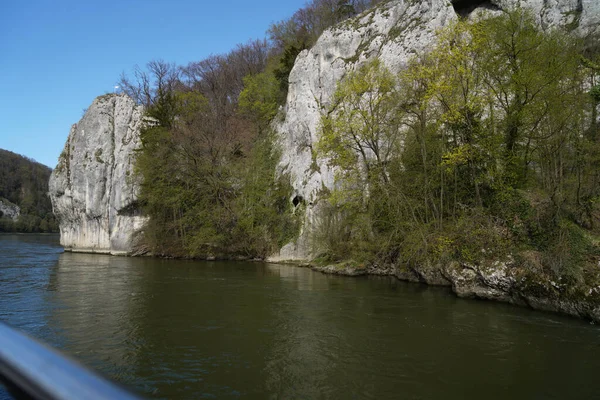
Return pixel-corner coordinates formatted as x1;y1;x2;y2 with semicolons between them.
0;0;306;168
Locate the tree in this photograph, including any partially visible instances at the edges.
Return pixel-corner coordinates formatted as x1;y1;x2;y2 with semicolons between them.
310;9;599;276
238;71;280;134
318;59;402;185
420;19;492;209
315;59;406;261
128;42;296;258
268;0;386;95
475;11;584;188
119;60;181;114
0;149;58;233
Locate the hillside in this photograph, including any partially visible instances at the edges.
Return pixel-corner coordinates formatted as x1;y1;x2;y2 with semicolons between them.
48;0;600;321
0;149;58;232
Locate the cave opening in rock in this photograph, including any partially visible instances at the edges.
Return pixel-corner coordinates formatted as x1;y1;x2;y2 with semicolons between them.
117;201;142;217
451;0;500;17
292;195;304;207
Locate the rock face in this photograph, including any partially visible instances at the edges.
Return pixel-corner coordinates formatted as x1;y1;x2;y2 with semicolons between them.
305;258;600;322
270;0;600;262
269;0;600;321
493;0;600;31
49;94;146;255
0;199;20;221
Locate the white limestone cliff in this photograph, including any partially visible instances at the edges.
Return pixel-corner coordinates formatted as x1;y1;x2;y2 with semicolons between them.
49;94;147;255
0;199;20;221
48;1;599;260
269;0;600;262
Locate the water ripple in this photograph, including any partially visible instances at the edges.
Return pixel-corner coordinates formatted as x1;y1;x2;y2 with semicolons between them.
2;236;600;399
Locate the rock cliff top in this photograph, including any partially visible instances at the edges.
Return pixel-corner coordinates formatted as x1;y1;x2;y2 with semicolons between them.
49;94;146;254
0;199;20;221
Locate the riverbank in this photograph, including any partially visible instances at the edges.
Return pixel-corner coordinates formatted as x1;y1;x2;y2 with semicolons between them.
294;258;600;324
7;233;600;399
69;242;600;323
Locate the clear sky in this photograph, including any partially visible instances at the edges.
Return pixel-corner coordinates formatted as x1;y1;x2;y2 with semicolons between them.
0;0;306;168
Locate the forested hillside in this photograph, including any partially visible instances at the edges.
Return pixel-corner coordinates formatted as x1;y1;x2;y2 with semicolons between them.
315;11;600;293
0;149;58;232
119;0;383;257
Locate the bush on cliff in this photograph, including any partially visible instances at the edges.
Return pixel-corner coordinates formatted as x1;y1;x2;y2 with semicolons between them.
127;57;299;259
315;10;600;287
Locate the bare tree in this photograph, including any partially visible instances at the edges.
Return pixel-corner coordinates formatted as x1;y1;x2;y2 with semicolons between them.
119;60;181;107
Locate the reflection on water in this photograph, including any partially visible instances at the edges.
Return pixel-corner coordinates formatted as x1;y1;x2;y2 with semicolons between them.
47;252;148;384
1;234;600;399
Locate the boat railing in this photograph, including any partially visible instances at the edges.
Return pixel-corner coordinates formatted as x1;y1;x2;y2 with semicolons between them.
0;322;140;400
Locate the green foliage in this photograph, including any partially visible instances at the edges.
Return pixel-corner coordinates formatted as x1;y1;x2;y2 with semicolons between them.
134;73;298;259
312;9;600;283
268;0;382;51
273;43;306;93
591;85;600;103
125;4;600;288
311;201;368;262
318;59;401;182
268;0;386;96
229;134;301;257
238;71;280;132
0;149;58;233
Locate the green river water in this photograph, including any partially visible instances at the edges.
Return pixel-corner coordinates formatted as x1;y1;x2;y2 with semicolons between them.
1;234;599;399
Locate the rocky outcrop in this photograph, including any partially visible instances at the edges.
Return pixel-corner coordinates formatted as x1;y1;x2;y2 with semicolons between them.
0;199;20;221
272;0;457;261
270;0;600;261
299;259;600;322
428;258;600;322
49;94;146;255
268;0;600;320
491;0;599;32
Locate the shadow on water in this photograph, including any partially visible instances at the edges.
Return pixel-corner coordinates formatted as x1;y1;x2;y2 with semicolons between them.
1;234;600;399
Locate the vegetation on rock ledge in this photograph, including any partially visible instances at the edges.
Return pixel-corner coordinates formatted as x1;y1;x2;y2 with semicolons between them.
315;10;600;295
124;54;299;259
121;0;387;258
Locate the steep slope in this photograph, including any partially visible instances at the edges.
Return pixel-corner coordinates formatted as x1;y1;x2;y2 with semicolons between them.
268;0;600;322
271;0;600;261
0;149;57;232
49;94;147;255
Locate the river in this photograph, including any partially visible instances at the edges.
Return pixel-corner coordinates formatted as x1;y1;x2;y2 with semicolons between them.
1;234;600;399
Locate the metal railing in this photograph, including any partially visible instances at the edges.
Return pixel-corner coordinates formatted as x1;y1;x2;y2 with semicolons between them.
0;322;141;400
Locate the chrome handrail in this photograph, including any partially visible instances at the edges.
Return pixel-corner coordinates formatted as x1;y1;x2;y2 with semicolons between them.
0;322;141;400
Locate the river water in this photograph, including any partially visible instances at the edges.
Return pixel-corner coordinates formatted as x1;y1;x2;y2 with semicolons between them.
1;234;600;399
